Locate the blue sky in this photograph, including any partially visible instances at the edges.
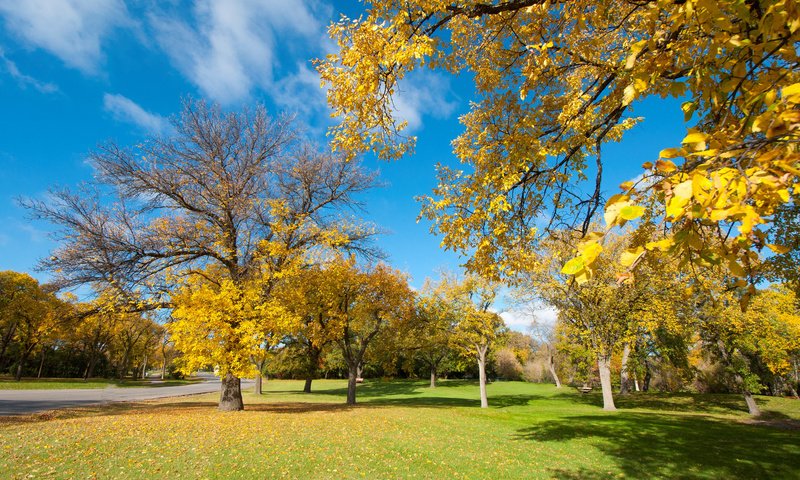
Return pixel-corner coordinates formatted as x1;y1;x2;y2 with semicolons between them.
0;1;686;329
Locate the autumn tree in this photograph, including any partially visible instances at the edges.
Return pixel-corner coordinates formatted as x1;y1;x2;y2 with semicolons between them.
412;278;460;388
693;282;800;415
324;258;415;405
0;272;71;380
441;274;505;408
24;100;377;410
318;0;800;293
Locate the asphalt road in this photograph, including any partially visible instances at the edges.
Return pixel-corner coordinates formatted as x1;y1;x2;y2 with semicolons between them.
0;374;253;415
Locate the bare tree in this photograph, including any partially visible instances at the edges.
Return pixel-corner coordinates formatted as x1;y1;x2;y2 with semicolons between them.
23;99;379;410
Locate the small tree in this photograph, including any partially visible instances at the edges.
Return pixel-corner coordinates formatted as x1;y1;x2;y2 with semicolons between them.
443;274;505;408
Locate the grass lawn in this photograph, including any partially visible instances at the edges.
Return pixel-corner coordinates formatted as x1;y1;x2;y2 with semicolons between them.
1;380;798;479
0;377;201;390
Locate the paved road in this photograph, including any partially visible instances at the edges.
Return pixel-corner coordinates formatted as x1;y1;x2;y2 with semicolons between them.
0;375;253;415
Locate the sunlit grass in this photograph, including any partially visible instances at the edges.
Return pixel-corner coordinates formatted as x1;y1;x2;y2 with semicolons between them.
1;380;798;479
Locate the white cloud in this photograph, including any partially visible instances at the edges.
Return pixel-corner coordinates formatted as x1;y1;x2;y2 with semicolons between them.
103;93;170;133
393;70;458;131
500;305;558;332
0;0;130;74
148;0;324;105
0;48;57;93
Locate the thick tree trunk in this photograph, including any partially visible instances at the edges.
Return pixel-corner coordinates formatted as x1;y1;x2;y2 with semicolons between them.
141;354;147;379
303;377;313;393
161;358;167;380
597;353;617;411
346;365;358;405
219;373;244;411
619;343;631;395
478;346;488;408
430;365;437;388
548;349;562;388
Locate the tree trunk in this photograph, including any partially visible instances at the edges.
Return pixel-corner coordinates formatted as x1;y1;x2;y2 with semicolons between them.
37;349;46;379
252;358;264;395
141;354;147;379
161;358;167;380
219;373;244;411
478;345;488;408
548;349;562;388
0;321;17;368
743;389;761;416
597;353;617;411
619;343;631;395
346;364;358;405
303;377;313;393
15;358;24;381
642;360;651;392
430;365;437;388
634;378;640;392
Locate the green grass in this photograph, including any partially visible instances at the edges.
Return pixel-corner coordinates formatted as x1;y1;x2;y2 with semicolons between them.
0;377;201;390
1;379;798;479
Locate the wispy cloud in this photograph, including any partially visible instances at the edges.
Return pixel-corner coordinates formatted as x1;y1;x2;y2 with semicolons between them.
147;0;324;105
393;70;458;132
103;93;170;134
0;0;131;74
0;48;58;93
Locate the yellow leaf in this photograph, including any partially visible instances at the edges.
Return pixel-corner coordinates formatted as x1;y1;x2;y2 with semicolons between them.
619;205;645;221
620;247;645;267
682;132;708;144
580;242;603;263
781;83;800;102
767;244;790;254
655;159;677;173
659;148;682;159
622;84;636;106
673;180;693;201
561;257;585;275
646;238;674;252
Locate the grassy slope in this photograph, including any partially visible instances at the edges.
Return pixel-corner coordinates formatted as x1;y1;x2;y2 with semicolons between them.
1;380;798;479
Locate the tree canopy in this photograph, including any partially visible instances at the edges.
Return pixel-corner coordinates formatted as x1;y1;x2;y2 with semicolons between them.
318;0;800;291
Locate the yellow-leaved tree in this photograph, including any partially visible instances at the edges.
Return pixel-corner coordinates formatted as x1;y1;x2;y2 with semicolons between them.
318;0;800;294
25;100;378;410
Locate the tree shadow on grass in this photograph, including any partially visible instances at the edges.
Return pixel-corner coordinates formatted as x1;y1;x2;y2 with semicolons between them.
513;412;800;479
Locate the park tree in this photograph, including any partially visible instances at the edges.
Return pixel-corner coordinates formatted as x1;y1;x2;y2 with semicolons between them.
322;257;416;405
24;100;377;410
521;232;670;410
695;283;800;414
440;274;505;408
318;0;800;294
413;278;459;388
0;272;71;380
